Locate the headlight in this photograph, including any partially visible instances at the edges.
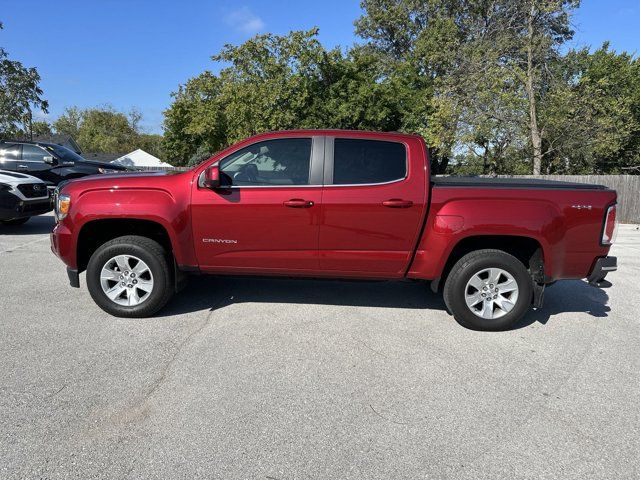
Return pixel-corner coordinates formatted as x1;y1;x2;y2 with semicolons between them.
55;193;71;222
0;182;12;192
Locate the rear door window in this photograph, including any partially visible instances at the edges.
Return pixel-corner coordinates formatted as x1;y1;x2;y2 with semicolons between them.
332;139;406;185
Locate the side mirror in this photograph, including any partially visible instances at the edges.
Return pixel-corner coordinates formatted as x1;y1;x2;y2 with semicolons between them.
203;165;221;189
43;155;55;165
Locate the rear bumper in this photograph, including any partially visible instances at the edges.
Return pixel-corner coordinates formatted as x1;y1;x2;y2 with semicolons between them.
587;256;617;288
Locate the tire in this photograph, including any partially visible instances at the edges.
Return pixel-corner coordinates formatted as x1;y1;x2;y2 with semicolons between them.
443;249;533;331
86;235;174;318
1;217;29;226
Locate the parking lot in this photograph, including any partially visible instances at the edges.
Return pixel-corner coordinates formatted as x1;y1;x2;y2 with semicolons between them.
1;213;639;479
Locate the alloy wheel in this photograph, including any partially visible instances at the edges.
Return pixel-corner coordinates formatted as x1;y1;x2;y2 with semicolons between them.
100;254;154;306
464;267;519;320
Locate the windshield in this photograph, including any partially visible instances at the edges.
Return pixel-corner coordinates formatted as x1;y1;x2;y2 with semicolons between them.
43;144;85;163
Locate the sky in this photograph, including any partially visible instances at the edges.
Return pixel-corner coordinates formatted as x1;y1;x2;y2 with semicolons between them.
1;0;639;134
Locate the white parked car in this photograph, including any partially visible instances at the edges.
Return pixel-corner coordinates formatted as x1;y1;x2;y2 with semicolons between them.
0;170;51;226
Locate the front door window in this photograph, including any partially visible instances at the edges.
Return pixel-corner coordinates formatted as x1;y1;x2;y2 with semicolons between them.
219;138;312;187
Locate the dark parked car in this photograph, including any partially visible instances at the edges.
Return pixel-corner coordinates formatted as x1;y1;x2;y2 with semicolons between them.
0;140;130;189
0;170;51;225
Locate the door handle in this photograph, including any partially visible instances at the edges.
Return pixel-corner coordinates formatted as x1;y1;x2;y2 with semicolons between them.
283;199;314;208
17;164;28;170
382;199;413;208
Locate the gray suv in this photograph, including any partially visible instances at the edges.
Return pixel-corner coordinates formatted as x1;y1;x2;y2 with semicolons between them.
0;169;51;225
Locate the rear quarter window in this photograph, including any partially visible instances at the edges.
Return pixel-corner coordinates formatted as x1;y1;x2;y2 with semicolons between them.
332;139;406;185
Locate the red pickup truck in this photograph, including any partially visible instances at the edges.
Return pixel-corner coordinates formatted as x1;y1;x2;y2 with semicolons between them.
51;130;618;330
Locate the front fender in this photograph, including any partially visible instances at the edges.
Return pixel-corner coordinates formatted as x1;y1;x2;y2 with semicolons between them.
63;187;195;268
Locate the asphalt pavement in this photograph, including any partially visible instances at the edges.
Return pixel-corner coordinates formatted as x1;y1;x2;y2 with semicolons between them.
1;213;639;479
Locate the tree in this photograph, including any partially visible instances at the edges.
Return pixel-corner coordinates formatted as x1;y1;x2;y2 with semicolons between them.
355;0;581;174
163;72;230;165
503;0;580;174
425;2;530;174
162;2;639;174
53;106;82;138
187;145;215;168
354;0;466;173
540;44;640;173
163;29;403;165
137;133;165;159
75;107;138;153
0;22;48;138
54;105;164;157
31;120;52;136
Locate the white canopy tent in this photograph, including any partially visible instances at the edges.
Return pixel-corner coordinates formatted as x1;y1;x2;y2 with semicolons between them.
111;149;173;168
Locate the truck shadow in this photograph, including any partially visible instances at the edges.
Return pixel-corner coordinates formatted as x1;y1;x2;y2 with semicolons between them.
515;280;610;328
162;275;610;329
162;276;446;315
0;214;55;235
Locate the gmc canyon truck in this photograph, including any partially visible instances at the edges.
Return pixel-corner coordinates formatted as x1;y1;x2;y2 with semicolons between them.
50;130;618;330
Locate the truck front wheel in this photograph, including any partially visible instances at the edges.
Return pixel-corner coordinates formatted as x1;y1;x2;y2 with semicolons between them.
443;249;533;331
86;235;174;318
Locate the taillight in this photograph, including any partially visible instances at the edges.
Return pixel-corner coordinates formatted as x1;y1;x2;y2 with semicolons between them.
602;204;617;245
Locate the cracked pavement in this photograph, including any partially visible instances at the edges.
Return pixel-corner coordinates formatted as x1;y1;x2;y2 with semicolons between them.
1;213;639;479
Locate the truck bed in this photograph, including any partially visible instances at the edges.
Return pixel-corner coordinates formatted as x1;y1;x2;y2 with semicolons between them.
432;176;609;190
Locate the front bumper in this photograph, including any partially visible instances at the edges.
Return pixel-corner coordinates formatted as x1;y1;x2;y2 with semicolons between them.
0;193;52;220
50;221;75;266
51;221;80;288
587;256;617;288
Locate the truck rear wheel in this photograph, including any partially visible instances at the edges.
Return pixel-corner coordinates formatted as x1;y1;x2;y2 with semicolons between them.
86;235;173;318
443;249;533;331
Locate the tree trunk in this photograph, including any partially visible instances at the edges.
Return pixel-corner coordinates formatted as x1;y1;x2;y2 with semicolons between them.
481;141;489;174
526;2;543;175
428;147;449;174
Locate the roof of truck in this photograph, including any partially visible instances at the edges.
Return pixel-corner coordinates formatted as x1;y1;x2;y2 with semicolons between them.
251;129;423;139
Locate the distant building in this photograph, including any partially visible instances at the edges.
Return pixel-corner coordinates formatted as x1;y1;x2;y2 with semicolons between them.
32;134;82;154
111;149;173;168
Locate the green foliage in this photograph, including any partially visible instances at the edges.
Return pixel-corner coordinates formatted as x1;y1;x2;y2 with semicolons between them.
540;44;640;173
0;22;48;138
77;107;138;153
354;0;580;174
137;133;164;160
163;29;404;166
31;120;52;136
52;106;82;138
187;144;214;168
354;0;467;172
6;7;640;174
54;106;164;158
162;2;640;174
